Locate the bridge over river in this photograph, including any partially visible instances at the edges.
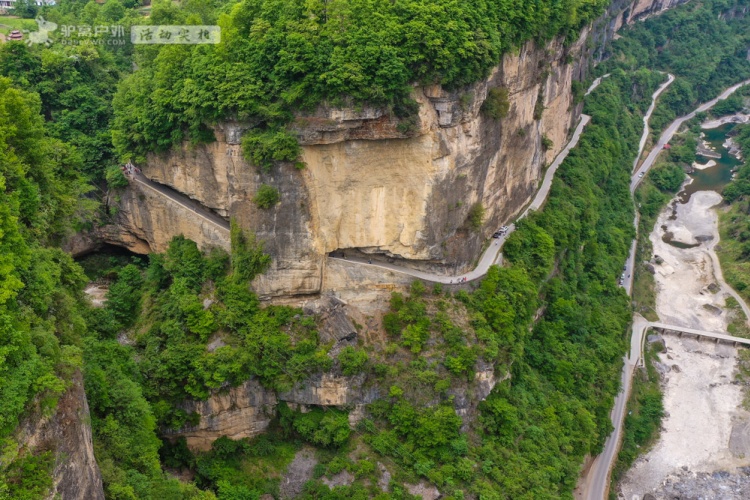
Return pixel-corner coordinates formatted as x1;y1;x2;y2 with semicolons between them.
650;322;750;347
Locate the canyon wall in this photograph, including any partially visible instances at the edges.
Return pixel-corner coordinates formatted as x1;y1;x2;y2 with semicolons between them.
99;181;231;255
105;33;587;299
589;0;690;61
98;0;689;299
14;371;105;500
92;0;694;458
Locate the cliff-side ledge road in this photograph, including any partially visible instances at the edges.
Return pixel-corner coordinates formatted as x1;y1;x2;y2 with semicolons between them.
329;112;591;284
128;171;231;233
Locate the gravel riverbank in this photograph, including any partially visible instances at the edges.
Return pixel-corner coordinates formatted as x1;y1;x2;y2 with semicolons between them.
618;191;750;499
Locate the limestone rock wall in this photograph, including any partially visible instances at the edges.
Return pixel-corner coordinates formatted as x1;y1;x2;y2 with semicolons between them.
627;0;690;22
15;371;105;500
589;0;690;61
101;181;230;254
166;379;278;452
110;33;586;296
101;0;689;298
279;373;374;407
169;366;504;452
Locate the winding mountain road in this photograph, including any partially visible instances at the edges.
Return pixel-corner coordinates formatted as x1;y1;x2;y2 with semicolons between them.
631;78;750;193
122;70;750;500
621;74;675;293
633;74;676;173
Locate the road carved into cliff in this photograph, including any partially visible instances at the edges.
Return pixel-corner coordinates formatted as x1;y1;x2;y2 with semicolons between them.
329;112;592;284
128;172;231;233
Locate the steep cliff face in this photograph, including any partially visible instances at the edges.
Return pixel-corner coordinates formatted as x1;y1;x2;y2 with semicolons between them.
589;0;690;61
626;0;690;22
100;180;231;255
99;0;687;299
166;379;277;452
15;371;105;500
106;33;586;297
298;31;587;267
166;293;505;452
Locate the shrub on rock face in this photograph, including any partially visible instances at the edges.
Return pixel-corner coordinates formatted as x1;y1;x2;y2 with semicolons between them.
467;202;485;230
279;404;351;448
337;347;369;376
482;88;510;119
253;184;280;209
241;129;300;171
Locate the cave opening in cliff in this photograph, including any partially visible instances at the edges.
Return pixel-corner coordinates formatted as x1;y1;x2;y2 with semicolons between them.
328;248;398;265
75;244;149;282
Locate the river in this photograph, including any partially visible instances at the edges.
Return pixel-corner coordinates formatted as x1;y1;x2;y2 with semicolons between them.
580;78;750;500
677;123;742;203
617;120;750;498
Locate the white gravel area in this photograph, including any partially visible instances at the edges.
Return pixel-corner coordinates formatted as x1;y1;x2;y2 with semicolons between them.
618;337;744;499
650;191;730;331
84;284;108;307
692;159;717;170
618;191;750;499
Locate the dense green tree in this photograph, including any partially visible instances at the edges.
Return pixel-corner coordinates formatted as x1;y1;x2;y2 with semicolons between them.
0;78;91;495
111;0;610;160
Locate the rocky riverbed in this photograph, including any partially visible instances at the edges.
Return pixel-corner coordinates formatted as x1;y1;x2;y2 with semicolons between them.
618;191;750;499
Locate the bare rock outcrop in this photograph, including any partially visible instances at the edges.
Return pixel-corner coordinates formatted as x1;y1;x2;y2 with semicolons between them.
15;371;104;500
166;379;277;452
626;0;690;23
108;32;586;298
279;448;318;499
279;372;373;407
100;180;230;255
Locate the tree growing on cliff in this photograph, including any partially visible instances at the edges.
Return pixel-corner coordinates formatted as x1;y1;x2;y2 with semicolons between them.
229;220;271;282
253;184;280;209
481;87;510;119
241;129;301;172
467;202;485;230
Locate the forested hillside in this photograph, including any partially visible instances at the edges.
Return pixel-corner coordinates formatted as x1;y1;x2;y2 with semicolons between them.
3;0;750;498
75;68;657;499
0;77;93;497
111;0;609;160
0;0;138;183
600;0;750;134
717;125;750;297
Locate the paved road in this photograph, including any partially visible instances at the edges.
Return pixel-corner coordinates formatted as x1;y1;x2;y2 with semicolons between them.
580;77;750;500
622;229;638;295
128;172;230;232
580;314;650;500
631;78;750;193
330;113;592;283
621;75;675;294
585;74;610;96
633;74;676;173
